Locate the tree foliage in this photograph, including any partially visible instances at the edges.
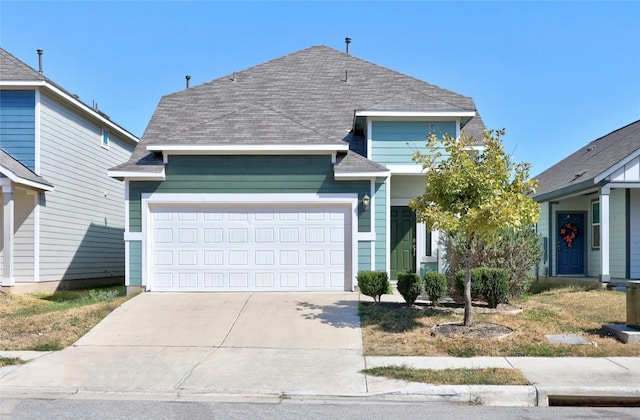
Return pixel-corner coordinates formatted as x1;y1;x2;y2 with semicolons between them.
409;129;539;325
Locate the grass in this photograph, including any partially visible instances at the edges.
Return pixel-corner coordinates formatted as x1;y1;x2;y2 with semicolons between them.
360;279;640;357
363;365;531;385
0;286;134;352
0;356;26;368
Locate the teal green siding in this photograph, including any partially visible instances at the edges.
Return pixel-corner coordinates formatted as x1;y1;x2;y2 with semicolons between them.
358;241;372;272
128;241;142;286
129;155;371;232
0;90;35;170
374;181;387;271
371;121;456;166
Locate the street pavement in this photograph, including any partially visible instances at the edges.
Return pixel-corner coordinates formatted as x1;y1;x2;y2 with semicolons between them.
1;292;639;406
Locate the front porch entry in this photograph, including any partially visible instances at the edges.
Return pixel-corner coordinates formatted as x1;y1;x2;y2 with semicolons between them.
390;206;416;280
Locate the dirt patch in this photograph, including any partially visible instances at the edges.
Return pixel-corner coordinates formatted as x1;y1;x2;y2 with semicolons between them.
431;322;514;340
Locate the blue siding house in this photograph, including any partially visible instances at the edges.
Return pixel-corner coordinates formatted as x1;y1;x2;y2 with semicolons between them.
0;48;139;293
110;44;485;293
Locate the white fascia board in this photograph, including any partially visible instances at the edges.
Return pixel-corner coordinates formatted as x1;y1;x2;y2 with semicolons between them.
107;169;166;181
334;171;391;180
601;182;640;194
386;165;427;175
595;148;640;183
0;166;54;191
146;144;349;154
1;81;139;145
355;110;476;118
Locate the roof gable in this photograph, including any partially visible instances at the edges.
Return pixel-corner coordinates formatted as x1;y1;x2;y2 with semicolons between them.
534;120;640;200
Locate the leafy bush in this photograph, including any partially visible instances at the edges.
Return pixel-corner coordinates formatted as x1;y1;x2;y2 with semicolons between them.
455;268;485;300
397;272;422;305
423;272;448;306
482;268;509;308
357;271;390;303
455;267;509;308
444;228;542;298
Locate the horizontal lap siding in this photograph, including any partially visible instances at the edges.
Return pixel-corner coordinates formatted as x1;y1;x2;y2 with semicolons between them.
128;155;371;232
374;181;386;271
610;189;626;278
631;189;640;278
14;188;35;281
39;92;134;281
371;121;456;166
0;90;35;170
358;241;371;272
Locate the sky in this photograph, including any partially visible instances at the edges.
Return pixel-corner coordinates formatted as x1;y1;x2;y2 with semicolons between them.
1;1;639;174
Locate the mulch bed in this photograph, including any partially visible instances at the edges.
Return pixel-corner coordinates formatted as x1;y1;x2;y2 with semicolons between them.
431;322;514;340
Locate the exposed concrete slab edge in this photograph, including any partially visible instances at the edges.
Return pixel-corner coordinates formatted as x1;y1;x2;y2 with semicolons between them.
0;385;538;407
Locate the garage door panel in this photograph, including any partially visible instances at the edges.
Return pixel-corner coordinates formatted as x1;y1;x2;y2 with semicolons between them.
150;205;349;292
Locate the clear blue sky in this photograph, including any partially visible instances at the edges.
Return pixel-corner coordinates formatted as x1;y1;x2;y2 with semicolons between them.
1;1;639;174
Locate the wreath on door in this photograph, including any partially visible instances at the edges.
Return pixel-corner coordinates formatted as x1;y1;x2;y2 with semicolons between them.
559;222;579;248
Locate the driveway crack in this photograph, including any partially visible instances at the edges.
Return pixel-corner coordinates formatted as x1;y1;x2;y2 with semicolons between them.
219;293;254;348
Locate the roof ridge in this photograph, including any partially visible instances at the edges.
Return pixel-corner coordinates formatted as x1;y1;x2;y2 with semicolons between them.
592;118;640;144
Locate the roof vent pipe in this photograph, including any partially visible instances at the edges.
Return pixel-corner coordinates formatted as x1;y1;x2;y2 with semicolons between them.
185;75;191;89
345;37;351;54
37;49;43;74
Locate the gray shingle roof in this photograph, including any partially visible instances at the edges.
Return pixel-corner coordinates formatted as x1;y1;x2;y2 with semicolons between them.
0;149;54;190
119;45;483;172
334;151;389;174
533;120;640;200
0;48;46;81
1;48;138;146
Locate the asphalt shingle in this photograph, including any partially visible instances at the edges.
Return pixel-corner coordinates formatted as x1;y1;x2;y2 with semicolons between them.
534;120;640;200
120;45;483;172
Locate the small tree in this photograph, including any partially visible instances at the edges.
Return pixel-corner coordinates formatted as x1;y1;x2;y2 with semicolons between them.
410;129;539;326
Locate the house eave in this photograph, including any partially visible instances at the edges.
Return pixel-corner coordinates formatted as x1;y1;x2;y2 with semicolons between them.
107;169;166;181
333;171;391;180
0;80;139;146
533;179;598;202
146;144;349;154
0;167;54;192
354;110;476;118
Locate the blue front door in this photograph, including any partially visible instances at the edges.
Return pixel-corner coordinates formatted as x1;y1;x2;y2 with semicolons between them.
557;213;585;275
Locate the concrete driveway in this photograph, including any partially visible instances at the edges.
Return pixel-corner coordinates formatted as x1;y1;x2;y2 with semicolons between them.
0;292;367;397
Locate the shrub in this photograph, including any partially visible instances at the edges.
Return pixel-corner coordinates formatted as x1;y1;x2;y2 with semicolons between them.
397;272;422;305
455;267;509;308
455;268;485;300
423;271;448;306
444;228;542;298
482;268;509;308
357;271;390;303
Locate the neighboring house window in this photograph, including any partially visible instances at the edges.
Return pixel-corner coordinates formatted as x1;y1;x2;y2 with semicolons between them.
592;200;600;249
101;128;109;148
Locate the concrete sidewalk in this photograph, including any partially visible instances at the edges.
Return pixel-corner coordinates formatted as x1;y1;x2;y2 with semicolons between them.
1;292;640;406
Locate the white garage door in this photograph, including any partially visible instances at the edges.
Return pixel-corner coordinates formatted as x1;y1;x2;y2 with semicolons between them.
149;205;350;291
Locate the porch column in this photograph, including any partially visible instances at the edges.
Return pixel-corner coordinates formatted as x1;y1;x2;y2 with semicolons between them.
1;182;14;287
600;187;610;282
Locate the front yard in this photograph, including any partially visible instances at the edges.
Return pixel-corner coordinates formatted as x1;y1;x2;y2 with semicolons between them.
360;279;640;357
0;287;133;351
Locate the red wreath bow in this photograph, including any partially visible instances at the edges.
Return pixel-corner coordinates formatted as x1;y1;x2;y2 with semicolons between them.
560;222;579;248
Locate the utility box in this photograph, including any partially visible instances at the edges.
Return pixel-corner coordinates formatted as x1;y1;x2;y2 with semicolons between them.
628;281;640;328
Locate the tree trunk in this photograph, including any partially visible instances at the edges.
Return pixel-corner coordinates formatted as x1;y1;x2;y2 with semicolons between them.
463;238;473;326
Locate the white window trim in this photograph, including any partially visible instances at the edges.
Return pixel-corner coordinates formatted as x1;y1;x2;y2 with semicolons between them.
101;128;109;149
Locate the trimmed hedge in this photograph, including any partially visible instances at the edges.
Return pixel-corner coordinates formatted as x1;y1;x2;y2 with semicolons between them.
455;267;509;308
423;271;448;306
357;271;390;303
397;272;422;305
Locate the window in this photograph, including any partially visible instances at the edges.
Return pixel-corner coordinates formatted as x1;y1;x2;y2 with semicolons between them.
592;200;600;248
425;229;432;257
101;128;109;148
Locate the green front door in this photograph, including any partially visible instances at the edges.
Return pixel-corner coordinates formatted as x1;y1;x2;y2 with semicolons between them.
391;206;416;280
